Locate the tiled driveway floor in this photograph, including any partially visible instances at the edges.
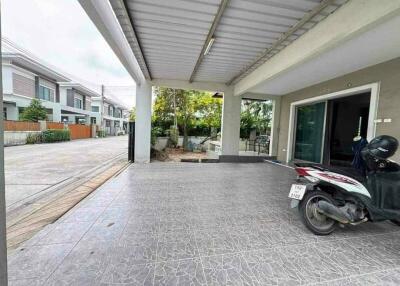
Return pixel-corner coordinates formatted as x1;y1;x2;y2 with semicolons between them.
8;162;400;285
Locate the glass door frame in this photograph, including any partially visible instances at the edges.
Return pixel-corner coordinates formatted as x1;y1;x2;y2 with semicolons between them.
286;83;380;163
292;101;328;164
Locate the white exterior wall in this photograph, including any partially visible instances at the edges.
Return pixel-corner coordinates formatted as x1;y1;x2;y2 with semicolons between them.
2;64;13;94
91;99;103;128
59;87;67;105
3;103;18;121
2;64;62;122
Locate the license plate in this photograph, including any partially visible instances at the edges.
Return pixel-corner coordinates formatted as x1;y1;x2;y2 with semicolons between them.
288;184;307;200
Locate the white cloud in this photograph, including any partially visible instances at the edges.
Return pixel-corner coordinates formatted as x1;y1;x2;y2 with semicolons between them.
1;0;136;108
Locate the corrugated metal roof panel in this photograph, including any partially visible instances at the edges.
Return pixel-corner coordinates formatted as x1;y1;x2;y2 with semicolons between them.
113;0;348;83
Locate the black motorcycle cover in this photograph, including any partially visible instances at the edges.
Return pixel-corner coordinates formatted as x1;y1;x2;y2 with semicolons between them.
364;166;400;220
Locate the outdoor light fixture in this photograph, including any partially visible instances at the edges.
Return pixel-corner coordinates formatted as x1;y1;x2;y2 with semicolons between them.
204;37;215;56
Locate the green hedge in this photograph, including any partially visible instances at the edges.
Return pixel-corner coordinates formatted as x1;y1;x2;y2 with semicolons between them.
26;133;42;144
42;129;70;143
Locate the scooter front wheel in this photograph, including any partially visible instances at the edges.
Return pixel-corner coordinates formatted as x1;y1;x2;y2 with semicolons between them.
299;190;337;235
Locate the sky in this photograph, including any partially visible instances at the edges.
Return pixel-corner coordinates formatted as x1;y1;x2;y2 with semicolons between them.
1;0;136;108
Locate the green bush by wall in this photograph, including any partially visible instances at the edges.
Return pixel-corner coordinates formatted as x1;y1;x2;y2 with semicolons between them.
41;129;71;143
26;133;42;144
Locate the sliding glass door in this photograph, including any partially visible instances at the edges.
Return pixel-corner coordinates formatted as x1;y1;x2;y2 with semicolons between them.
294;102;326;163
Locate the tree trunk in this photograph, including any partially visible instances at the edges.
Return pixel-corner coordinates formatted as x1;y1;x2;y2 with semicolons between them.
183;122;188;151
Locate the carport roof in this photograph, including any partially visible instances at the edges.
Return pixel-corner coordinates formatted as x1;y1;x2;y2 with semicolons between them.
108;0;346;84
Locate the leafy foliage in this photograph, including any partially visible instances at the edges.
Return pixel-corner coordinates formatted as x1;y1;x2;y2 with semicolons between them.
20;99;48;122
152;87;222;149
26;133;42;144
129;107;136;122
41;129;70;143
240;100;273;138
151;88;272;147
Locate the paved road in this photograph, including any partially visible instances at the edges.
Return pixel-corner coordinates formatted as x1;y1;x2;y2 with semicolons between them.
4;136;128;209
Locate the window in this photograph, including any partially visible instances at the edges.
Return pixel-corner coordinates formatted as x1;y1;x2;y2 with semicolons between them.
61;116;69;123
38;85;55;102
91;117;96;124
3;107;7;120
114;121;120;127
91;106;99;112
105;120;111;127
74;97;83;109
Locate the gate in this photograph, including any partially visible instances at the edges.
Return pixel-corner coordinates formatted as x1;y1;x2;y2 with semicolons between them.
68;124;92;140
128;122;135;162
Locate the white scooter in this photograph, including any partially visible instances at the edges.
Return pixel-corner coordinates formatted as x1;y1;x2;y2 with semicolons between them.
289;135;400;235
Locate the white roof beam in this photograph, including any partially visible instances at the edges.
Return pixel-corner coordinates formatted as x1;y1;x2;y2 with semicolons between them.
152;79;228;93
78;0;146;85
189;0;230;83
227;0;336;85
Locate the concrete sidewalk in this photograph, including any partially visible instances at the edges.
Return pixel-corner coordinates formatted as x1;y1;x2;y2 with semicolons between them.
5;136;128;211
7;162;400;285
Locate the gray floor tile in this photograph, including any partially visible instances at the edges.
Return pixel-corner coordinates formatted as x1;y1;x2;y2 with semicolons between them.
81;219;127;242
202;253;259;286
157;230;199;261
195;229;238;256
35;222;93;245
9;163;400;285
154;258;206;286
100;262;154;285
243;248;302;285
46;270;103;286
8;278;46;286
8;243;74;280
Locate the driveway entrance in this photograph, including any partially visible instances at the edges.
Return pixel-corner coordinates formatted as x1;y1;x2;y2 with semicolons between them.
8;162;400;285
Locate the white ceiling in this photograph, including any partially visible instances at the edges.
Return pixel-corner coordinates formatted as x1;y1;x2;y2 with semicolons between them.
116;0;346;83
249;14;400;95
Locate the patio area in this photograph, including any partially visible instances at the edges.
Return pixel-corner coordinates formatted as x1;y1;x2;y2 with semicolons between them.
8;162;400;285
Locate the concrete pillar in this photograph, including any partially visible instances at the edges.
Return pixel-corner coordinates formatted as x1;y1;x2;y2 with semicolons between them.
135;81;152;163
38;120;47;131
0;6;9;285
221;88;241;155
52;104;61;123
269;97;281;157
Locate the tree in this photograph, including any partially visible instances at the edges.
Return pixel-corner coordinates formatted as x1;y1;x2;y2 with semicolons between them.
129;107;136;121
152;87;222;150
20;99;47;122
240;100;273;138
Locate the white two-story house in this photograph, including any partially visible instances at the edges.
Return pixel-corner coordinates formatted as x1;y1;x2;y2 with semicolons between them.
2;52;70;122
91;96;129;135
59;82;99;125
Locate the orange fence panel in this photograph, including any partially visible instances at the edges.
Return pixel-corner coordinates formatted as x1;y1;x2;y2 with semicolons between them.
4;120;40;131
47;122;65;130
68;124;92;140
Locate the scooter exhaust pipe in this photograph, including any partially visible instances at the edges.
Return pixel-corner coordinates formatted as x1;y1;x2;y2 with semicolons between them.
316;201;352;224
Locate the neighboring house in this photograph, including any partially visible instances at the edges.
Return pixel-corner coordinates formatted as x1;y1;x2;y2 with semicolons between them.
2;52;70;122
59;82;99;125
1;38;131;136
91;96;129;135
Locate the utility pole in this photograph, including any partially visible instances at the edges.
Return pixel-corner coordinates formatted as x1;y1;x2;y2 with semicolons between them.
173;89;177;130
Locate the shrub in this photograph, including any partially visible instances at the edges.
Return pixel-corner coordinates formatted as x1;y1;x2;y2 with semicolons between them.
97;130;106;138
20;99;47;122
42;129;70;143
26;132;42;144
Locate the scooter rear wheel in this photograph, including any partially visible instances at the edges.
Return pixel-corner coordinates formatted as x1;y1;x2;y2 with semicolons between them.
390;219;400;226
299;190;337;235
